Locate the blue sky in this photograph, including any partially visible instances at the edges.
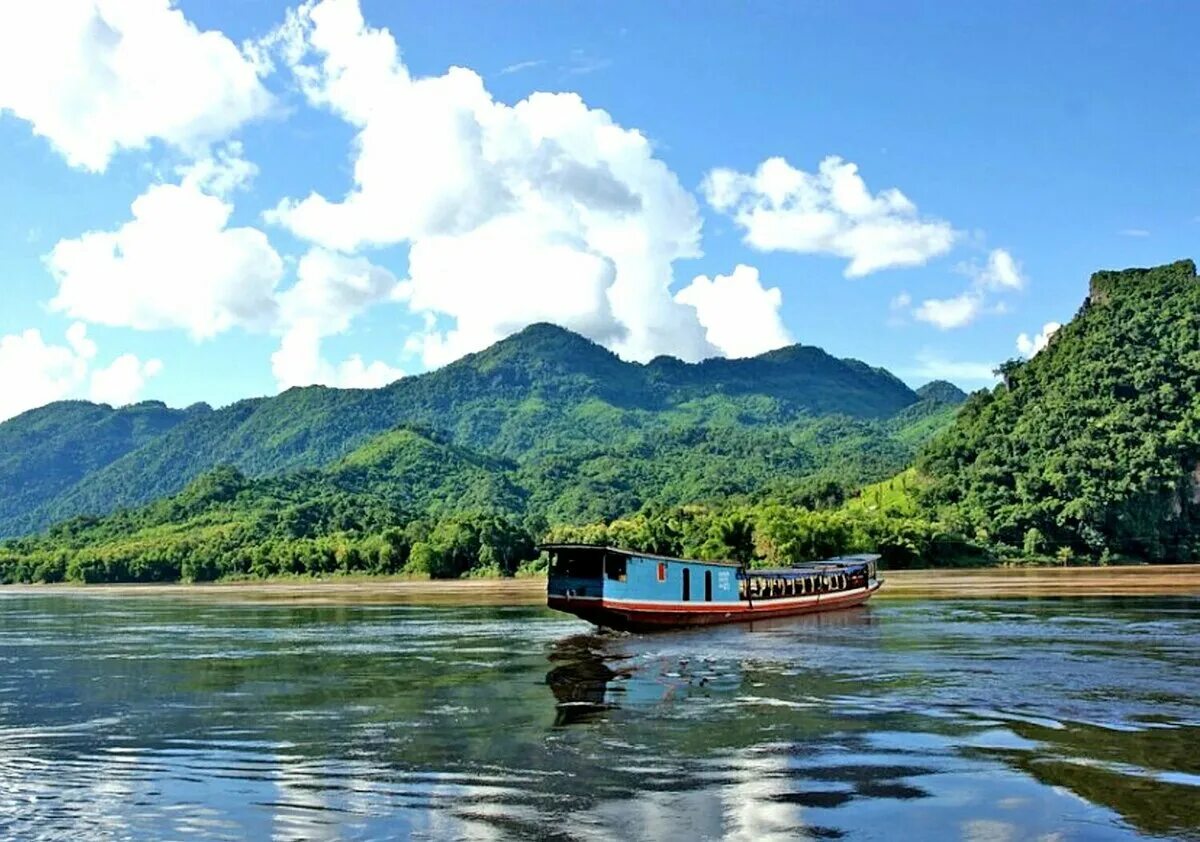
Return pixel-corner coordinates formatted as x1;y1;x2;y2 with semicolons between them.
0;0;1196;419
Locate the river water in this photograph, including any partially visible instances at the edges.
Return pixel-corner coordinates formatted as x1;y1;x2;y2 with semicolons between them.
0;594;1197;841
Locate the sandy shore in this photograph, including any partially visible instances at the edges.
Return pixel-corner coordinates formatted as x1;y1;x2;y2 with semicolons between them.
1;565;1198;605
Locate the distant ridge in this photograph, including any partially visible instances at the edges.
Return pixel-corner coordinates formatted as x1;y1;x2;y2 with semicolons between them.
0;323;946;537
915;381;968;404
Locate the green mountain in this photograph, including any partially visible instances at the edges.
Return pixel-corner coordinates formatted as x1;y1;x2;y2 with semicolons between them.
915;380;968;403
0;428;539;583
0;400;200;536
919;259;1200;560
0;399;957;584
1;323;929;537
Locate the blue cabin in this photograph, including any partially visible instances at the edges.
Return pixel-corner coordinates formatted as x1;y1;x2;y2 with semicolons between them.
545;544;741;605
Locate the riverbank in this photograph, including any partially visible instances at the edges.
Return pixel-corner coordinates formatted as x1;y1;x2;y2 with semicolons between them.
2;564;1198;605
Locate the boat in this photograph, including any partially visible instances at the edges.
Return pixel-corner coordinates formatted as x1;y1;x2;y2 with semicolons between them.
543;543;883;631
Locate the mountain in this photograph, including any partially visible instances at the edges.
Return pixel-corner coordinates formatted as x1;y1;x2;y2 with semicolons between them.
0;402;958;583
0;427;541;583
919;259;1200;560
1;324;930;537
0;401;201;536
915;381;968;404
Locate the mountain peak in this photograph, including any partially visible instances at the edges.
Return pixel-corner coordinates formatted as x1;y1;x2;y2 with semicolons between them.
916;381;968;404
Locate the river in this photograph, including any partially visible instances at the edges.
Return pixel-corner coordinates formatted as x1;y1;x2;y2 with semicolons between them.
0;593;1197;840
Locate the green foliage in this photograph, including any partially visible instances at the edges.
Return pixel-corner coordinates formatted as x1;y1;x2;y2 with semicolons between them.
919;260;1200;561
0;400;197;536
543;503;978;570
0;318;1064;584
0;324;937;537
846;468;926;516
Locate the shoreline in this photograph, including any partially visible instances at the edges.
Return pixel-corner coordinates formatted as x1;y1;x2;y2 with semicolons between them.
1;565;1198;605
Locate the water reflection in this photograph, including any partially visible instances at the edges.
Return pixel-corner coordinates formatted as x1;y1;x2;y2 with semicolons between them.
545;634;628;725
0;595;1196;840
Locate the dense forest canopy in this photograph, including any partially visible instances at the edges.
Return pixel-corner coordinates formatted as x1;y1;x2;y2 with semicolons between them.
0;323;943;538
918;259;1200;561
3;261;1196;583
0;326;964;582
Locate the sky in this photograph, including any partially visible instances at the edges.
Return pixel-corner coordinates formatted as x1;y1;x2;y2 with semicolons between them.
0;0;1197;420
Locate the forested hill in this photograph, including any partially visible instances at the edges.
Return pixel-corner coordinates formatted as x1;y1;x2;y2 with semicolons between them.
1;324;939;537
0;401;202;538
919;259;1200;560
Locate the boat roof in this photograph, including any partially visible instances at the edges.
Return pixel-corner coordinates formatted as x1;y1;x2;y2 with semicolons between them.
750;554;879;576
537;543;743;567
538;544;879;572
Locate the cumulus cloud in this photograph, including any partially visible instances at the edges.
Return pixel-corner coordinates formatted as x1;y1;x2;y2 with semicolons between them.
261;0;714;366
271;248;403;389
0;324;95;420
1016;321;1061;357
0;0;271;172
702;156;956;277
89;354;164;406
968;248;1026;292
271;321;403;390
911;248;1026;330
46;151;284;339
674;265;791;358
0;323;160;420
914;292;984;330
177;142;259;197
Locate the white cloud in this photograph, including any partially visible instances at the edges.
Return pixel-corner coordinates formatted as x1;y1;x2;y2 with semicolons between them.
1016;321;1061;357
0;324;96;420
914;292;984;330
499;59;545;76
702;156;956;277
271;321;403;390
177;142;258;197
261;0;714;367
911;248;1025;330
674;265;791;358
0;323;162;421
277;247;399;335
271;247;403;389
906;351;1000;385
0;0;271;172
46;155;284;340
968;248;1025;291
1118;228;1150;238
89;354;164;406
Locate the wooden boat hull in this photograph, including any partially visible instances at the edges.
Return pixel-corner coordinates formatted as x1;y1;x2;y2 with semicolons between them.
548;581;883;631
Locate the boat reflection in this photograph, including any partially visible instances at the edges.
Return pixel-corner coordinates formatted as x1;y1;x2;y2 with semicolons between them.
545;633;630;725
545;606;879;727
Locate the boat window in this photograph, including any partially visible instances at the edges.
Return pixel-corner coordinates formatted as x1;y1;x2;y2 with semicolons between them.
605;554;627;582
682;568;691;601
657;562;667;583
550;549;603;579
704;570;713;602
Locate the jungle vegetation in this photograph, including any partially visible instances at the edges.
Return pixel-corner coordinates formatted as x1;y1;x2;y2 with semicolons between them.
3;260;1197;582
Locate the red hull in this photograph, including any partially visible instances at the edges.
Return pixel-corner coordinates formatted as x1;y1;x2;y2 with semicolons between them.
548;582;882;631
